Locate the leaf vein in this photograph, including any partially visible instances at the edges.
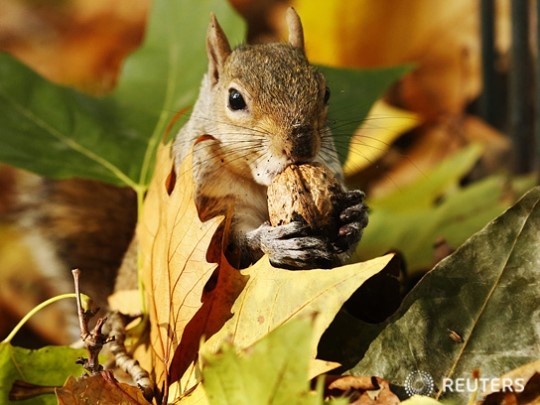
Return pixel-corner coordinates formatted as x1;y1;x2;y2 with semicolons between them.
0;89;136;188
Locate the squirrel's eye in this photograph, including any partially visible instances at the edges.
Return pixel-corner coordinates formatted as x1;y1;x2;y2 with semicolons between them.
228;88;247;111
323;87;331;105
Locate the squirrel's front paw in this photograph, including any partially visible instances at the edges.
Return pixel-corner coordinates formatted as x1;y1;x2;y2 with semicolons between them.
332;189;368;253
244;190;368;269
247;221;342;269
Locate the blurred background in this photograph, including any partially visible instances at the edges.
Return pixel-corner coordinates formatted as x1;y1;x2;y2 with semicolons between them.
0;0;538;346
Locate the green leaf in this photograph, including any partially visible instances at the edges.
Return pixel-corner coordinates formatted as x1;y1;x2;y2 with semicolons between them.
370;144;484;211
354;144;537;273
0;0;245;188
202;316;344;405
0;342;86;405
320;64;412;162
350;186;540;403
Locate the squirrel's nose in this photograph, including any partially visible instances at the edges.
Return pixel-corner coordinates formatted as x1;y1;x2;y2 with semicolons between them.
290;125;318;161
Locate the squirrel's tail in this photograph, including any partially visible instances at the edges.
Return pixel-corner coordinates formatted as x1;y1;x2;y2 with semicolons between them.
13;172;137;312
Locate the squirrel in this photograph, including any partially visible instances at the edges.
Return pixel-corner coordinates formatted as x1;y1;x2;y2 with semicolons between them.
11;8;368;320
173;8;368;269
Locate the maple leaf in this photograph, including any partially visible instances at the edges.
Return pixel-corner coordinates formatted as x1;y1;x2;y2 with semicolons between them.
202;255;393;363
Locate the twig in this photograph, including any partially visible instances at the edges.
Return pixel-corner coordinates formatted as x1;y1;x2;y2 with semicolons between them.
72;269;153;400
72;269;113;374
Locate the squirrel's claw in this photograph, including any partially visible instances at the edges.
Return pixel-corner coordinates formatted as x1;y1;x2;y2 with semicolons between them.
335;189;368;252
335;222;363;253
339;191;366;222
261;220;310;239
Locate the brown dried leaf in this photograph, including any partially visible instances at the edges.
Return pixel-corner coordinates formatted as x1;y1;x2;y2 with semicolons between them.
0;165;16;214
56;372;150;405
327;375;380;391
481;360;540;405
0;224;73;344
481;373;540;405
325;375;400;405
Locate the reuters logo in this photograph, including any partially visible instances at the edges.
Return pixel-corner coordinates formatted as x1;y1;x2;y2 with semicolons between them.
404;370;435;397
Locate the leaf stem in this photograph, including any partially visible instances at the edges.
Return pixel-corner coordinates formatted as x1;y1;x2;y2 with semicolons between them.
135;186;147;314
3;293;81;344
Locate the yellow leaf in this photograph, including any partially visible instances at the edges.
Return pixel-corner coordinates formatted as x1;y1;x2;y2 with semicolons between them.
293;0;477;67
291;0;485;118
309;359;341;379
138;142;223;397
107;289;142;316
170;381;208;405
344;100;420;176
203;254;393;365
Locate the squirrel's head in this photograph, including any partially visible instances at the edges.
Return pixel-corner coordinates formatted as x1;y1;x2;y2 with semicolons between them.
204;8;332;186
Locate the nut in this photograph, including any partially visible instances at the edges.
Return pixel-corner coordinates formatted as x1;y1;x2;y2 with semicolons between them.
267;163;344;231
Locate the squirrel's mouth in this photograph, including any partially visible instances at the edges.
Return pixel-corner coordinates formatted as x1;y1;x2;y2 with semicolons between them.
253;158;290;186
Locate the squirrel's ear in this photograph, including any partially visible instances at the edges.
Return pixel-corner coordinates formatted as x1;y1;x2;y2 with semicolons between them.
207;13;232;85
286;7;304;52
